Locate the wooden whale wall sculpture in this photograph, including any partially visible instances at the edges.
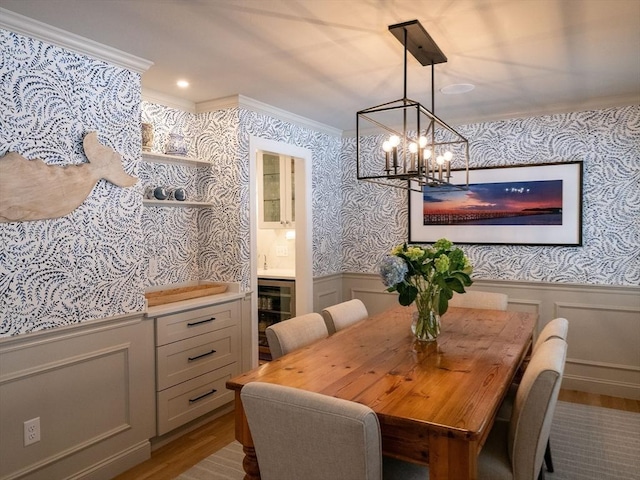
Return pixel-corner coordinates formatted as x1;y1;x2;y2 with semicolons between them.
0;132;137;223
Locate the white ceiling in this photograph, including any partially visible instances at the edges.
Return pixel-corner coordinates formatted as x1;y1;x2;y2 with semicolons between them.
1;0;639;131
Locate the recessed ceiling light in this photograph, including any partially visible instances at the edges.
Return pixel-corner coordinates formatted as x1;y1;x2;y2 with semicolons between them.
440;83;475;95
176;80;189;88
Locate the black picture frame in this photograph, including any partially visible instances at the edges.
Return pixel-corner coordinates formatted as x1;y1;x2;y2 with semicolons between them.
408;161;583;246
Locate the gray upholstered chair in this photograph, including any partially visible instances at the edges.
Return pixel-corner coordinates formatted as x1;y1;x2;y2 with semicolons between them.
478;337;567;480
321;298;369;335
502;317;569;402
449;290;508;310
241;382;383;480
498;317;569;472
532;317;569;353
265;312;328;359
383;338;568;480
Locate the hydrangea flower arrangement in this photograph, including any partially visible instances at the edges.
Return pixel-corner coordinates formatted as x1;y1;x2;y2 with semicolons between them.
380;238;473;316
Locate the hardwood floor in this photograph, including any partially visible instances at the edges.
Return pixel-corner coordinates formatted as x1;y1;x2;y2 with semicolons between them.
558;389;640;412
113;411;236;480
114;390;640;480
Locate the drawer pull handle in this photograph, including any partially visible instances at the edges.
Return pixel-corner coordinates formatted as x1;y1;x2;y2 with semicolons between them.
187;317;215;327
189;388;217;404
188;349;217;362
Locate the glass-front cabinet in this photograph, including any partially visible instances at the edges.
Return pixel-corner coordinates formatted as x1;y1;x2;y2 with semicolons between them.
257;278;295;362
258;151;295;229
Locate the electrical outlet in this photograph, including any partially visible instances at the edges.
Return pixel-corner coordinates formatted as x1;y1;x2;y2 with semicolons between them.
24;417;40;446
276;246;288;257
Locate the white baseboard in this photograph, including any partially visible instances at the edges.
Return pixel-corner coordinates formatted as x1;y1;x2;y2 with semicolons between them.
69;441;151;480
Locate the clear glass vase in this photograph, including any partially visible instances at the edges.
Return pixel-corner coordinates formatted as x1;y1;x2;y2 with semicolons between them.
411;288;441;341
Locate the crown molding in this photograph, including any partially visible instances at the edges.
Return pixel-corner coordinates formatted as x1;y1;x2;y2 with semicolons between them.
444;94;640;128
342;95;640;137
142;88;196;114
197;94;343;137
196;95;243;113
0;7;153;74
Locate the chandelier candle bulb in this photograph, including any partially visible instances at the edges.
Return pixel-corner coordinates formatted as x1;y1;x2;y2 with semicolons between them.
436;155;445;181
393;147;398;172
389;135;400;172
444;150;453;179
418;137;428;174
409;142;418;171
382;141;392;172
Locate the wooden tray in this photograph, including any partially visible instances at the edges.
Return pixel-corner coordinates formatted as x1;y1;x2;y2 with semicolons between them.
145;283;228;307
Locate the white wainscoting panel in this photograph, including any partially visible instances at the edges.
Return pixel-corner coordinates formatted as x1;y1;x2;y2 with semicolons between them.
313;274;342;313
0;314;155;480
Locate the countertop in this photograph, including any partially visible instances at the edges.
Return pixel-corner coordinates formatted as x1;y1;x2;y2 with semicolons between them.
145;281;247;317
257;269;295;280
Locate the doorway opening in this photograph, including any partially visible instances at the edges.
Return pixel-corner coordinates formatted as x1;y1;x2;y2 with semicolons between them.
249;136;312;366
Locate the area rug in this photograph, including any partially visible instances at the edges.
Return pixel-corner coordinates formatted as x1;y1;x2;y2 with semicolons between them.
176;401;640;480
176;440;245;480
547;401;640;479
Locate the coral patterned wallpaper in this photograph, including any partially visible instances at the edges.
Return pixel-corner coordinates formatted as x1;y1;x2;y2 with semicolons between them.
139;103;200;287
0;29;145;336
140;103;344;291
341;106;640;286
0;26;637;337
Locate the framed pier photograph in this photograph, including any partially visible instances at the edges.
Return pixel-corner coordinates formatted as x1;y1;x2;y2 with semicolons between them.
408;161;583;245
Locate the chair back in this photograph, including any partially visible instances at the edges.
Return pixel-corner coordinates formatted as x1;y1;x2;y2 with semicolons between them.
532;317;568;353
241;382;382;480
265;312;328;359
449;290;508;310
322;299;369;334
509;338;567;479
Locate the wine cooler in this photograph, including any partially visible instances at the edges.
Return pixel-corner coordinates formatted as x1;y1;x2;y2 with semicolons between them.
257;278;295;361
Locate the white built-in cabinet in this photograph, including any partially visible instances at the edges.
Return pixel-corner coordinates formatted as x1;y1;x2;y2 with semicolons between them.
151;298;241;435
141;152;212;207
257;151;295;228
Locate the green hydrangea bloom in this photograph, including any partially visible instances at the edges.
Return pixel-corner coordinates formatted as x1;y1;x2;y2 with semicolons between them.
405;246;424;261
434;254;450;273
433;238;453;250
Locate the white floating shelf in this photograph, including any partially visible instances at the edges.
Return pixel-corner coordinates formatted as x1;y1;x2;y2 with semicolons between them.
142;152;210;167
143;199;212;208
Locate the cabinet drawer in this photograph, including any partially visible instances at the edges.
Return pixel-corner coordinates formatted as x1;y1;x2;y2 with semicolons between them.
157;363;237;436
157;324;239;391
156;301;239;346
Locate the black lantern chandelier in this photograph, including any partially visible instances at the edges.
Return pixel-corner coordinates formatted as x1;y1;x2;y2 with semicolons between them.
356;20;469;192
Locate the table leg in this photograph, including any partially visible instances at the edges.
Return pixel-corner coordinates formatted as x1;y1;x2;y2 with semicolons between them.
428;431;478;480
234;390;261;480
241;445;260;480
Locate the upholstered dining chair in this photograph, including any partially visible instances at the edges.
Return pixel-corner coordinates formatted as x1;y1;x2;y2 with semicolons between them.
532;317;569;354
478;337;567;480
498;317;569;472
265;312;328;359
321;298;369;335
383;338;568;480
241;382;383;480
449;290;509;310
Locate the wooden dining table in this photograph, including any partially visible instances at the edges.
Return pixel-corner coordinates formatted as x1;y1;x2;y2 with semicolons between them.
226;304;536;480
